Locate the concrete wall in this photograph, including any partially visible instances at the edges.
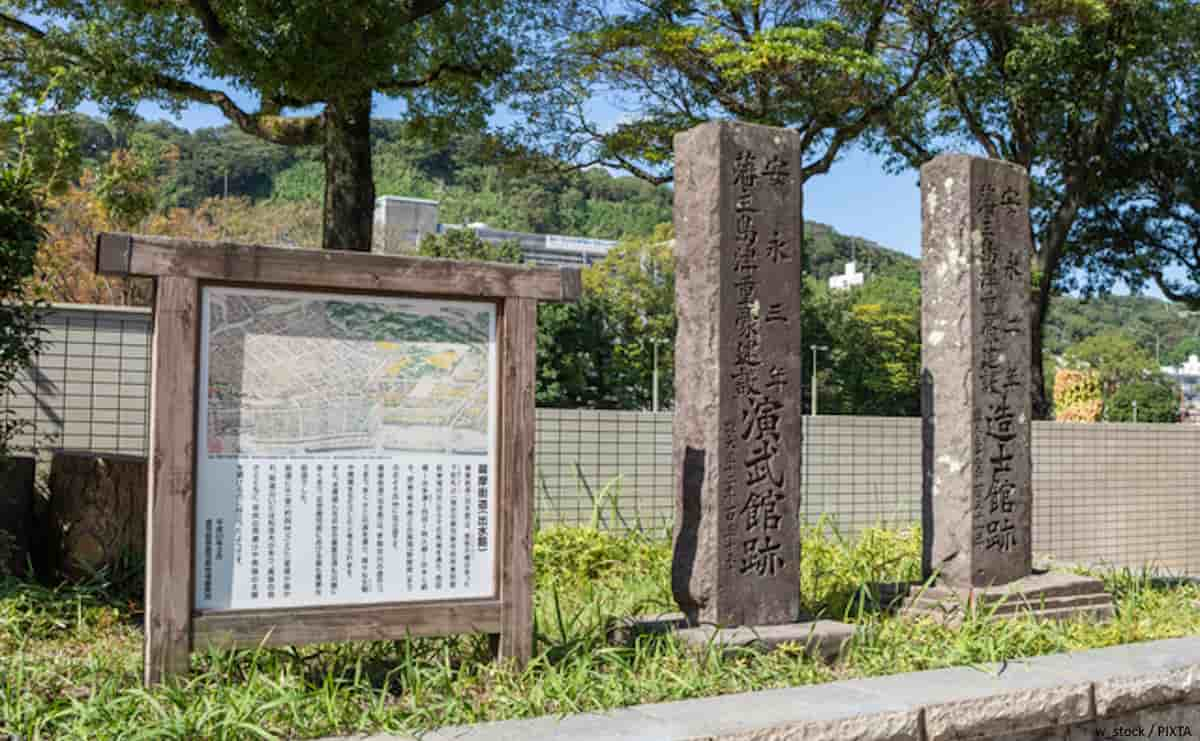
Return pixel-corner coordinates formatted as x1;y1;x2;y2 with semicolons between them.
373;197;439;253
6;305;1200;574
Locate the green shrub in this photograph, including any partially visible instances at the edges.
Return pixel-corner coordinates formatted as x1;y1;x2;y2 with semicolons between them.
533;526;669;586
800;518;922;619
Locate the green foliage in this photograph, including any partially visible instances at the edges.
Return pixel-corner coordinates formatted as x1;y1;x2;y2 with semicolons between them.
535;295;624;408
804;276;922;416
0;110;80;195
803;223;919;285
1106;379;1180;423
103;123;675;242
1059;1;1200;308
416;229;523;264
800;519;922;620
1044;294;1197;362
0;99;52;458
580;224;676;410
874;0;1197;416
95;147;158;230
533;526;668;587
1063;331;1160;398
1059;331;1181;422
1163;337;1200;368
520;0;924;186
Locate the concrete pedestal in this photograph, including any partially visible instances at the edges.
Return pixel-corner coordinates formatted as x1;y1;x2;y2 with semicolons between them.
610;612;856;662
895;571;1115;625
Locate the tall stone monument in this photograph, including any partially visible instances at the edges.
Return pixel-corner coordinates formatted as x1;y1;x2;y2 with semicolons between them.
908;153;1113;622
671;120;804;627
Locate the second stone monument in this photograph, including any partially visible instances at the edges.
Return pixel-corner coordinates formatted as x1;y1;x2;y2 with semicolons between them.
905;153;1114;622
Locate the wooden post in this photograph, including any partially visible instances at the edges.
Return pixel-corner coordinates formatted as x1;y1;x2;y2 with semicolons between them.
497;297;537;667
144;276;199;685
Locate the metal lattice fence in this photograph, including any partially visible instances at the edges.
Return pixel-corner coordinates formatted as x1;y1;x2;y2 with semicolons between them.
7;304;1200;576
3;304;151;457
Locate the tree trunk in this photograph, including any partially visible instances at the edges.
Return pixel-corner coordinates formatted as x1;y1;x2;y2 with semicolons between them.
48;453;147;580
1030;311;1051;419
321;93;375;252
1030;189;1082;420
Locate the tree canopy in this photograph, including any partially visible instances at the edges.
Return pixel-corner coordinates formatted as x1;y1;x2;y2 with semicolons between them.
517;0;931;212
0;0;538;251
1106;379;1180;422
874;0;1199;417
1065;4;1200;308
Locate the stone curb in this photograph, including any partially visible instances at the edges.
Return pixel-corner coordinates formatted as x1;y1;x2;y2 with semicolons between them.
323;636;1200;741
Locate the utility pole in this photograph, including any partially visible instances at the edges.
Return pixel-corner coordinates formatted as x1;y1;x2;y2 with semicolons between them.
810;344;829;415
651;337;664;413
1132;399;1139;423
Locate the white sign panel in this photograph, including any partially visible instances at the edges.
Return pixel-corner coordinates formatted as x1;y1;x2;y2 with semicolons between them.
194;286;498;611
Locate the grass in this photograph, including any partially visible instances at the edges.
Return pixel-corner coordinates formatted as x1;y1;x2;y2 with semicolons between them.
3;522;1199;740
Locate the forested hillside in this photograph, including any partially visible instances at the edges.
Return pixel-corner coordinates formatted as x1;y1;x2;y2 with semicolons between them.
70;115;673;240
62;114;1200;368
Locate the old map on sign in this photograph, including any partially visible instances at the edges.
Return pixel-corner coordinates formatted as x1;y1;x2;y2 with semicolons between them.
202;287;495;457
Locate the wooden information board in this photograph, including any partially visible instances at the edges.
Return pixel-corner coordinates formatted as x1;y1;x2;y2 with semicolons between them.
95;232;582;685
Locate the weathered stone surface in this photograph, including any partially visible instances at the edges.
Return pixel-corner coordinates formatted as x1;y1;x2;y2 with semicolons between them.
685;709;923;741
672;121;803;627
0;455;35;577
919;674;1094;741
48;452;146;578
607;612;691;646
676;620;856;663
1094;666;1200;718
921;153;1034;588
1089;703;1200;740
899;571;1116;625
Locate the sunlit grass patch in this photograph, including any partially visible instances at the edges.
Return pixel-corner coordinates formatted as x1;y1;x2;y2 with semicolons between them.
2;523;1198;740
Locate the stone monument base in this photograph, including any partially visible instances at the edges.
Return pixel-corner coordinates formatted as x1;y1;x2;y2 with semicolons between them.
892;571;1115;625
608;613;855;662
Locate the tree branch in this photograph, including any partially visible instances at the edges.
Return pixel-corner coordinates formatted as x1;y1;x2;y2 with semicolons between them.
397;0;454;25
0;10;322;146
0;11;47;40
151;73;321;145
376;61;495;92
186;0;234;48
1153;272;1200;307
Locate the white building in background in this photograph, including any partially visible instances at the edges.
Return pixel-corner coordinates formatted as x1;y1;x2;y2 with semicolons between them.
1161;354;1200;423
373;196;440;248
829;261;865;291
373;195;617;267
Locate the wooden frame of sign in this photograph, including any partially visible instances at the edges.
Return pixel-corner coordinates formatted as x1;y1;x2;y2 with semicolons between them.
95;232;582;686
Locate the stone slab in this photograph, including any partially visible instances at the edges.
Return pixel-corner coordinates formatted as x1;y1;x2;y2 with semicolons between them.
609;613;855;663
676;620;856;662
672;120;804;627
607;612;691;647
898;571;1115;625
